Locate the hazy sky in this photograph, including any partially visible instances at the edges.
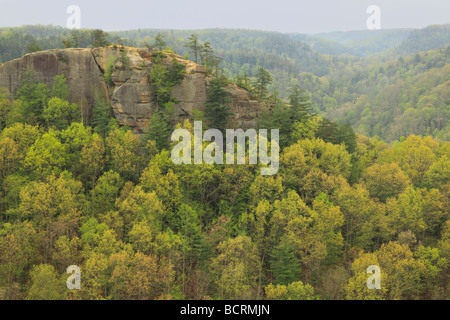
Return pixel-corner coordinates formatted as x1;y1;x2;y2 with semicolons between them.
0;0;449;34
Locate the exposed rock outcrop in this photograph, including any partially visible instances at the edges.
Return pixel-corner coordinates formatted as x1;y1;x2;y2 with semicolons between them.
0;46;266;133
0;48;109;121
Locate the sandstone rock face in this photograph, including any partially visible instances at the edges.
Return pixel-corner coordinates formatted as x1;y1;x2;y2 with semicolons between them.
166;53;266;130
111;69;154;131
171;73;265;129
0;48;109;121
223;84;266;129
0;46;266;133
93;47;155;132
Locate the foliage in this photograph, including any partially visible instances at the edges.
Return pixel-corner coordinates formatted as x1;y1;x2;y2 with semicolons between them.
0;26;448;301
91;29;111;48
265;281;318;300
184;34;201;64
153;33;167;51
204;76;231;131
145;111;172;151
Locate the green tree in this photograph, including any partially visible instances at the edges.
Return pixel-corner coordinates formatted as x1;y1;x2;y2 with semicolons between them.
205;76;231;131
363;163;410;202
51;75;70;101
235;69;252;92
148;58;185;107
316;119;357;153
288;87;313;123
210;236;261;299
16;72;49;125
200;41;221;74
184;34;202;64
23;130;67;179
42;97;80;129
265;281;318;300
105;128;141;180
398;135;438;186
27;40;42;53
146;111;171;151
91;29;110;48
91;170;123;217
345;242;426;300
0;88;11;130
269;238;301;285
26;264;65;300
153;33;167;51
426;155;450;190
71;30;80;48
19;174;83;259
253;67;272;101
81;133;107;189
92;99;113;138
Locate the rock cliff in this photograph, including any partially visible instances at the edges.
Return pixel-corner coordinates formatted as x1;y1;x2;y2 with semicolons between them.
0;46;266;133
0;48;109;122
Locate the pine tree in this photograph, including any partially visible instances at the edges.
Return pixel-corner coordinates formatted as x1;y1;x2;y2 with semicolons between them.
27;40;42;53
91;29;110;48
153;33;167;51
316;118;339;144
205;76;231;131
288;87;313;123
92;98;112;138
200;41;221;74
184;34;202;64
253;67;272;101
316;119;356;153
336;123;357;153
235;70;252;92
71;30;80;48
257;102;291;149
146;111;171;151
269;239;301;286
200;41;214;66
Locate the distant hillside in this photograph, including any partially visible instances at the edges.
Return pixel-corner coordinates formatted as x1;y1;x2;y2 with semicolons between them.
111;28;343;78
394;24;450;56
292;25;450;58
0;25;71;64
299;29;413;57
299;46;450;141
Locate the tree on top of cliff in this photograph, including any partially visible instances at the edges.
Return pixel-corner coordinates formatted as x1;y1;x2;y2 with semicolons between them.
184;34;201;64
153;33;167;51
253;67;272;101
91;29;111;48
27;40;42;53
200;41;222;75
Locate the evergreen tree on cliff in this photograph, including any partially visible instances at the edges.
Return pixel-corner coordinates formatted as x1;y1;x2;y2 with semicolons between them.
91;29;110;48
205;76;231;132
153;33;167;51
184;34;202;64
253;67;272;101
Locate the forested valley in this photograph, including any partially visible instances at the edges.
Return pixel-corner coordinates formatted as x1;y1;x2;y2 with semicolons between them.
0;25;448;300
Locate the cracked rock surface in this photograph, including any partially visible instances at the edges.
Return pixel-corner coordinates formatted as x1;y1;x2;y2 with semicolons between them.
0;46;266;133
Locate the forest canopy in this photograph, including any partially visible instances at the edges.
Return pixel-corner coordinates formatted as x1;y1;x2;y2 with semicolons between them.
0;26;448;301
